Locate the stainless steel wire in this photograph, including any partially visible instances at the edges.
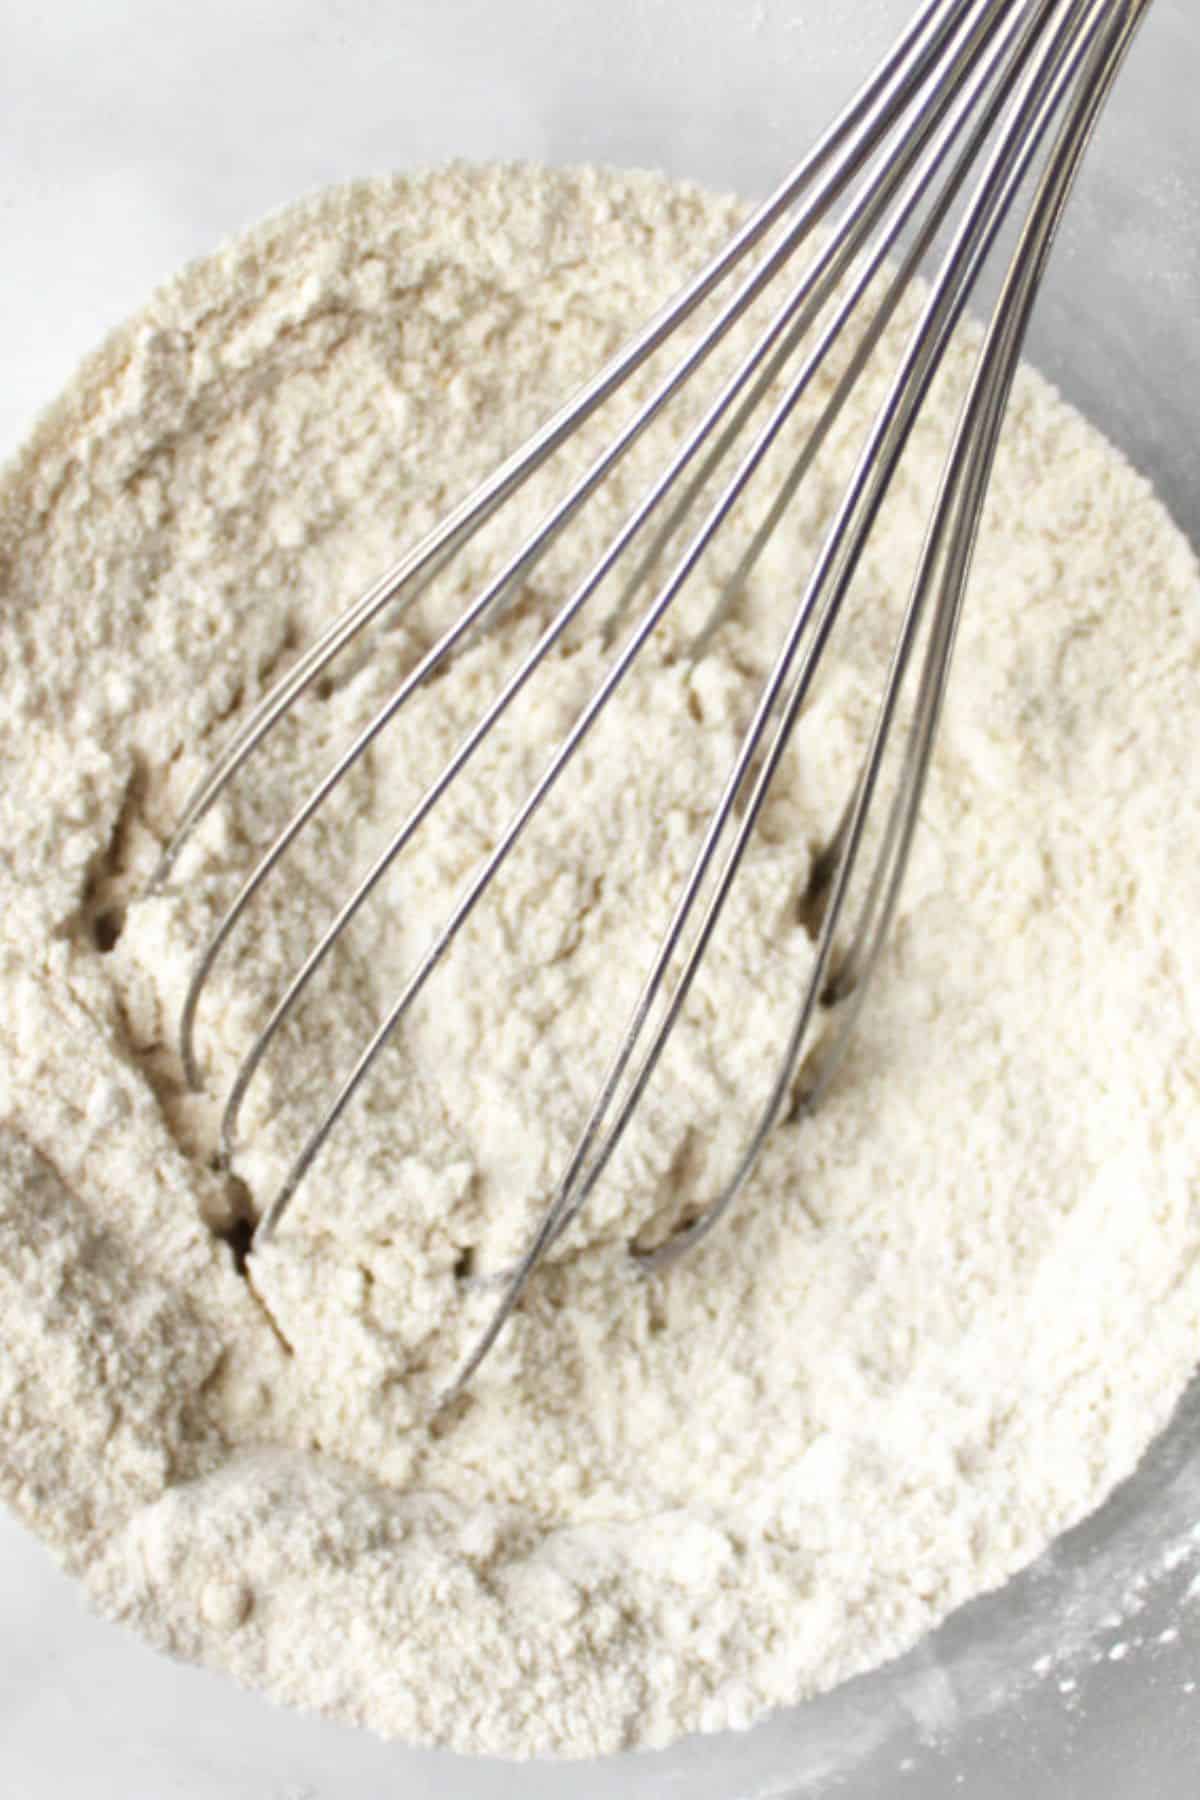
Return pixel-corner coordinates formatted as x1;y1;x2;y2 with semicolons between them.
154;0;1153;1401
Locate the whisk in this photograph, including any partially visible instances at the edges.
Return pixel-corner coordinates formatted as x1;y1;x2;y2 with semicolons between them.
153;0;1152;1398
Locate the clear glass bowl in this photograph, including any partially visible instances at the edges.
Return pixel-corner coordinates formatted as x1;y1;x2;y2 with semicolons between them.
2;2;1197;1794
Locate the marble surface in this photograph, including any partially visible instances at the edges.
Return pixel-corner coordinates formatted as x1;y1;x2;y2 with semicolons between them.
2;1;1200;1795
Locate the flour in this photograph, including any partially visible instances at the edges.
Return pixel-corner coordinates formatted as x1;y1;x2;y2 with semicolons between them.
0;163;1198;1761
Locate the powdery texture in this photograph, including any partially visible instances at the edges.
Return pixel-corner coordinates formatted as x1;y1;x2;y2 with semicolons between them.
0;164;1198;1760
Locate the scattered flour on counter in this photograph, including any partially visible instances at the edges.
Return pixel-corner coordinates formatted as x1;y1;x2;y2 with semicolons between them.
0;163;1199;1760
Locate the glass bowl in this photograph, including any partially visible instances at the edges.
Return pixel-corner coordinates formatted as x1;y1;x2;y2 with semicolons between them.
1;1;1197;1794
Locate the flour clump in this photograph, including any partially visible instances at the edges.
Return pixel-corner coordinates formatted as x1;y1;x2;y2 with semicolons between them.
0;163;1198;1760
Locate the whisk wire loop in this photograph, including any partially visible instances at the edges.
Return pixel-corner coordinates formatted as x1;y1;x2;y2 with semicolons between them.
152;0;1153;1399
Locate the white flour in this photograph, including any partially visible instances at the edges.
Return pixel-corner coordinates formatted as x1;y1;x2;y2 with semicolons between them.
0;163;1198;1761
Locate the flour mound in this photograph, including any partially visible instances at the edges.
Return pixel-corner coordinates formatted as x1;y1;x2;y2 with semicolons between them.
0;164;1198;1759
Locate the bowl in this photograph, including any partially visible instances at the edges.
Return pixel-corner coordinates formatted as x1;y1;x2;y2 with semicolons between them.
2;1;1198;1794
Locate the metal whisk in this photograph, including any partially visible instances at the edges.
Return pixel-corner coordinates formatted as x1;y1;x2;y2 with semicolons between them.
154;0;1151;1398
